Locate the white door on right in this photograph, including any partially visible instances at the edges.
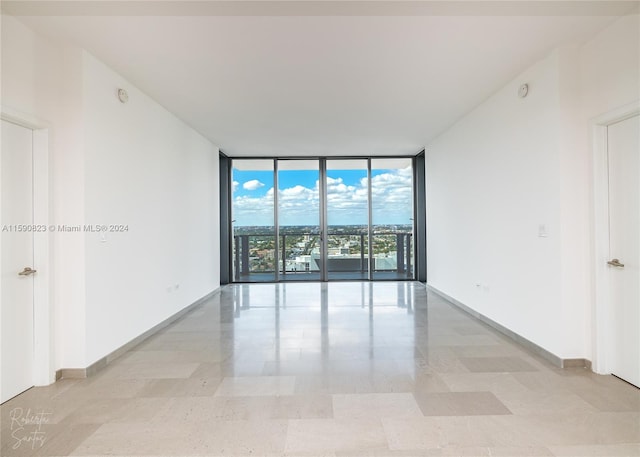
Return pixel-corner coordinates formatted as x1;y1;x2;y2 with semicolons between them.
607;113;640;388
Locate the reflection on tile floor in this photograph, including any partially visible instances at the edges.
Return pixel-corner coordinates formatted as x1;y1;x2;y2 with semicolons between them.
2;282;639;456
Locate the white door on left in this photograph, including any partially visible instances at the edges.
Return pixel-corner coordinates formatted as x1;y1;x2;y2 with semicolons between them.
1;119;35;403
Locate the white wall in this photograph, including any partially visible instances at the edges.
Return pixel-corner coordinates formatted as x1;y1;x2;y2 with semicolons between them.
2;15;220;373
426;14;639;361
83;53;219;364
426;51;566;356
580;14;640;120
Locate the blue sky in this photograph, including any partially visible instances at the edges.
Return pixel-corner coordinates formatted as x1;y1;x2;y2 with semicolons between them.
232;167;413;226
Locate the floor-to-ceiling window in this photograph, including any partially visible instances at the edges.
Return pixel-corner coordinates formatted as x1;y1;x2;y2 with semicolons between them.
370;158;414;280
231;160;276;282
228;157;420;283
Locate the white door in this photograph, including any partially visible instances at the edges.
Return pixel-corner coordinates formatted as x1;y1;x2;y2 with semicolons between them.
607;114;640;388
1;120;35;403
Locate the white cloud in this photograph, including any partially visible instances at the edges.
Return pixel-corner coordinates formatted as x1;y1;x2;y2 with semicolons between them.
243;179;265;191
232;188;275;226
278;186;320;225
281;185;311;197
325;176;367;224
232;181;239;192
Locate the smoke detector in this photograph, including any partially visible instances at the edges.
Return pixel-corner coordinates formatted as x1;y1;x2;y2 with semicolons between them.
117;88;129;103
518;84;529;98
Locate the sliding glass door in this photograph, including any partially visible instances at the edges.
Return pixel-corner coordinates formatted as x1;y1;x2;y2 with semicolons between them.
230;157;415;282
277;160;321;280
326;159;369;280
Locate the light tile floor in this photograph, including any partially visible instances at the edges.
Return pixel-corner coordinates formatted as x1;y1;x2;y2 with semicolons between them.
2;282;639;456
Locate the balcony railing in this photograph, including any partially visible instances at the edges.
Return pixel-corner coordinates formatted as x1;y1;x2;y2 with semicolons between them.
233;232;413;280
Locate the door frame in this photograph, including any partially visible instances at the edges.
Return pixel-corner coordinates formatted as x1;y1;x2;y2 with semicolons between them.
591;101;640;375
1;106;54;386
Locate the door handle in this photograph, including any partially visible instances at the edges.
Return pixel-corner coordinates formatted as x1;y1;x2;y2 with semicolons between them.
18;267;37;276
607;259;625;268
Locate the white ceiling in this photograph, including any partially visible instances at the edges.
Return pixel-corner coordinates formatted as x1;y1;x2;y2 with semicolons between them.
7;1;636;157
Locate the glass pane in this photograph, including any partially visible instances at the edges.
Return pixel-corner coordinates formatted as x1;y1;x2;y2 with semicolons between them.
371;158;414;279
326;159;369;280
231;159;276;282
278;160;320;280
